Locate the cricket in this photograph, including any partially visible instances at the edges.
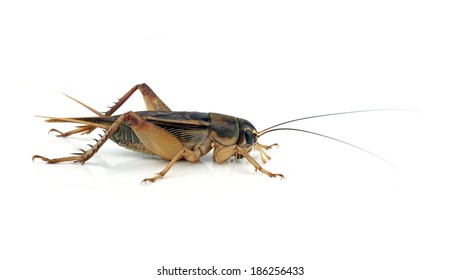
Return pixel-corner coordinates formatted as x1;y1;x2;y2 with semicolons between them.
33;83;387;183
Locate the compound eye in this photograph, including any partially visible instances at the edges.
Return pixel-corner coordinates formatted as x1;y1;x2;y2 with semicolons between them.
244;130;255;145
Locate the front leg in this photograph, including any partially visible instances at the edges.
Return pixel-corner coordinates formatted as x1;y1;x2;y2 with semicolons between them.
213;145;284;179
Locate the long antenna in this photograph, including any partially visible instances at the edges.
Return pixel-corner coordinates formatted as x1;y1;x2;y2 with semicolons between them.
258;109;395;134
258;127;397;168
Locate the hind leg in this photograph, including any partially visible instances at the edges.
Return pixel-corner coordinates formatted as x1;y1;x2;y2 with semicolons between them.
50;83;170;138
33;113;128;164
105;83;171;115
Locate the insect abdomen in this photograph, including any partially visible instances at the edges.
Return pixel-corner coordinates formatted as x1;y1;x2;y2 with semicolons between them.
110;122;152;154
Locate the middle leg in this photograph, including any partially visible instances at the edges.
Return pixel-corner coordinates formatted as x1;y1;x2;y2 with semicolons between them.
142;148;202;183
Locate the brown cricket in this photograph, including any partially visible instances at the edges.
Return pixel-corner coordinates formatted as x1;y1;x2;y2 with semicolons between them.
33;83;387;183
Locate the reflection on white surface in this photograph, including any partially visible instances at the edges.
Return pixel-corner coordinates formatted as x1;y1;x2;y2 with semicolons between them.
18;99;460;280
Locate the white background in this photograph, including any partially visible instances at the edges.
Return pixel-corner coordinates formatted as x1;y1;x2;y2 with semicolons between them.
1;1;459;279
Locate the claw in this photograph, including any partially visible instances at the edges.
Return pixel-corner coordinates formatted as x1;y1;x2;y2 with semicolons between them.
143;177;162;184
48;128;64;136
32;155;51;163
141;173;163;184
